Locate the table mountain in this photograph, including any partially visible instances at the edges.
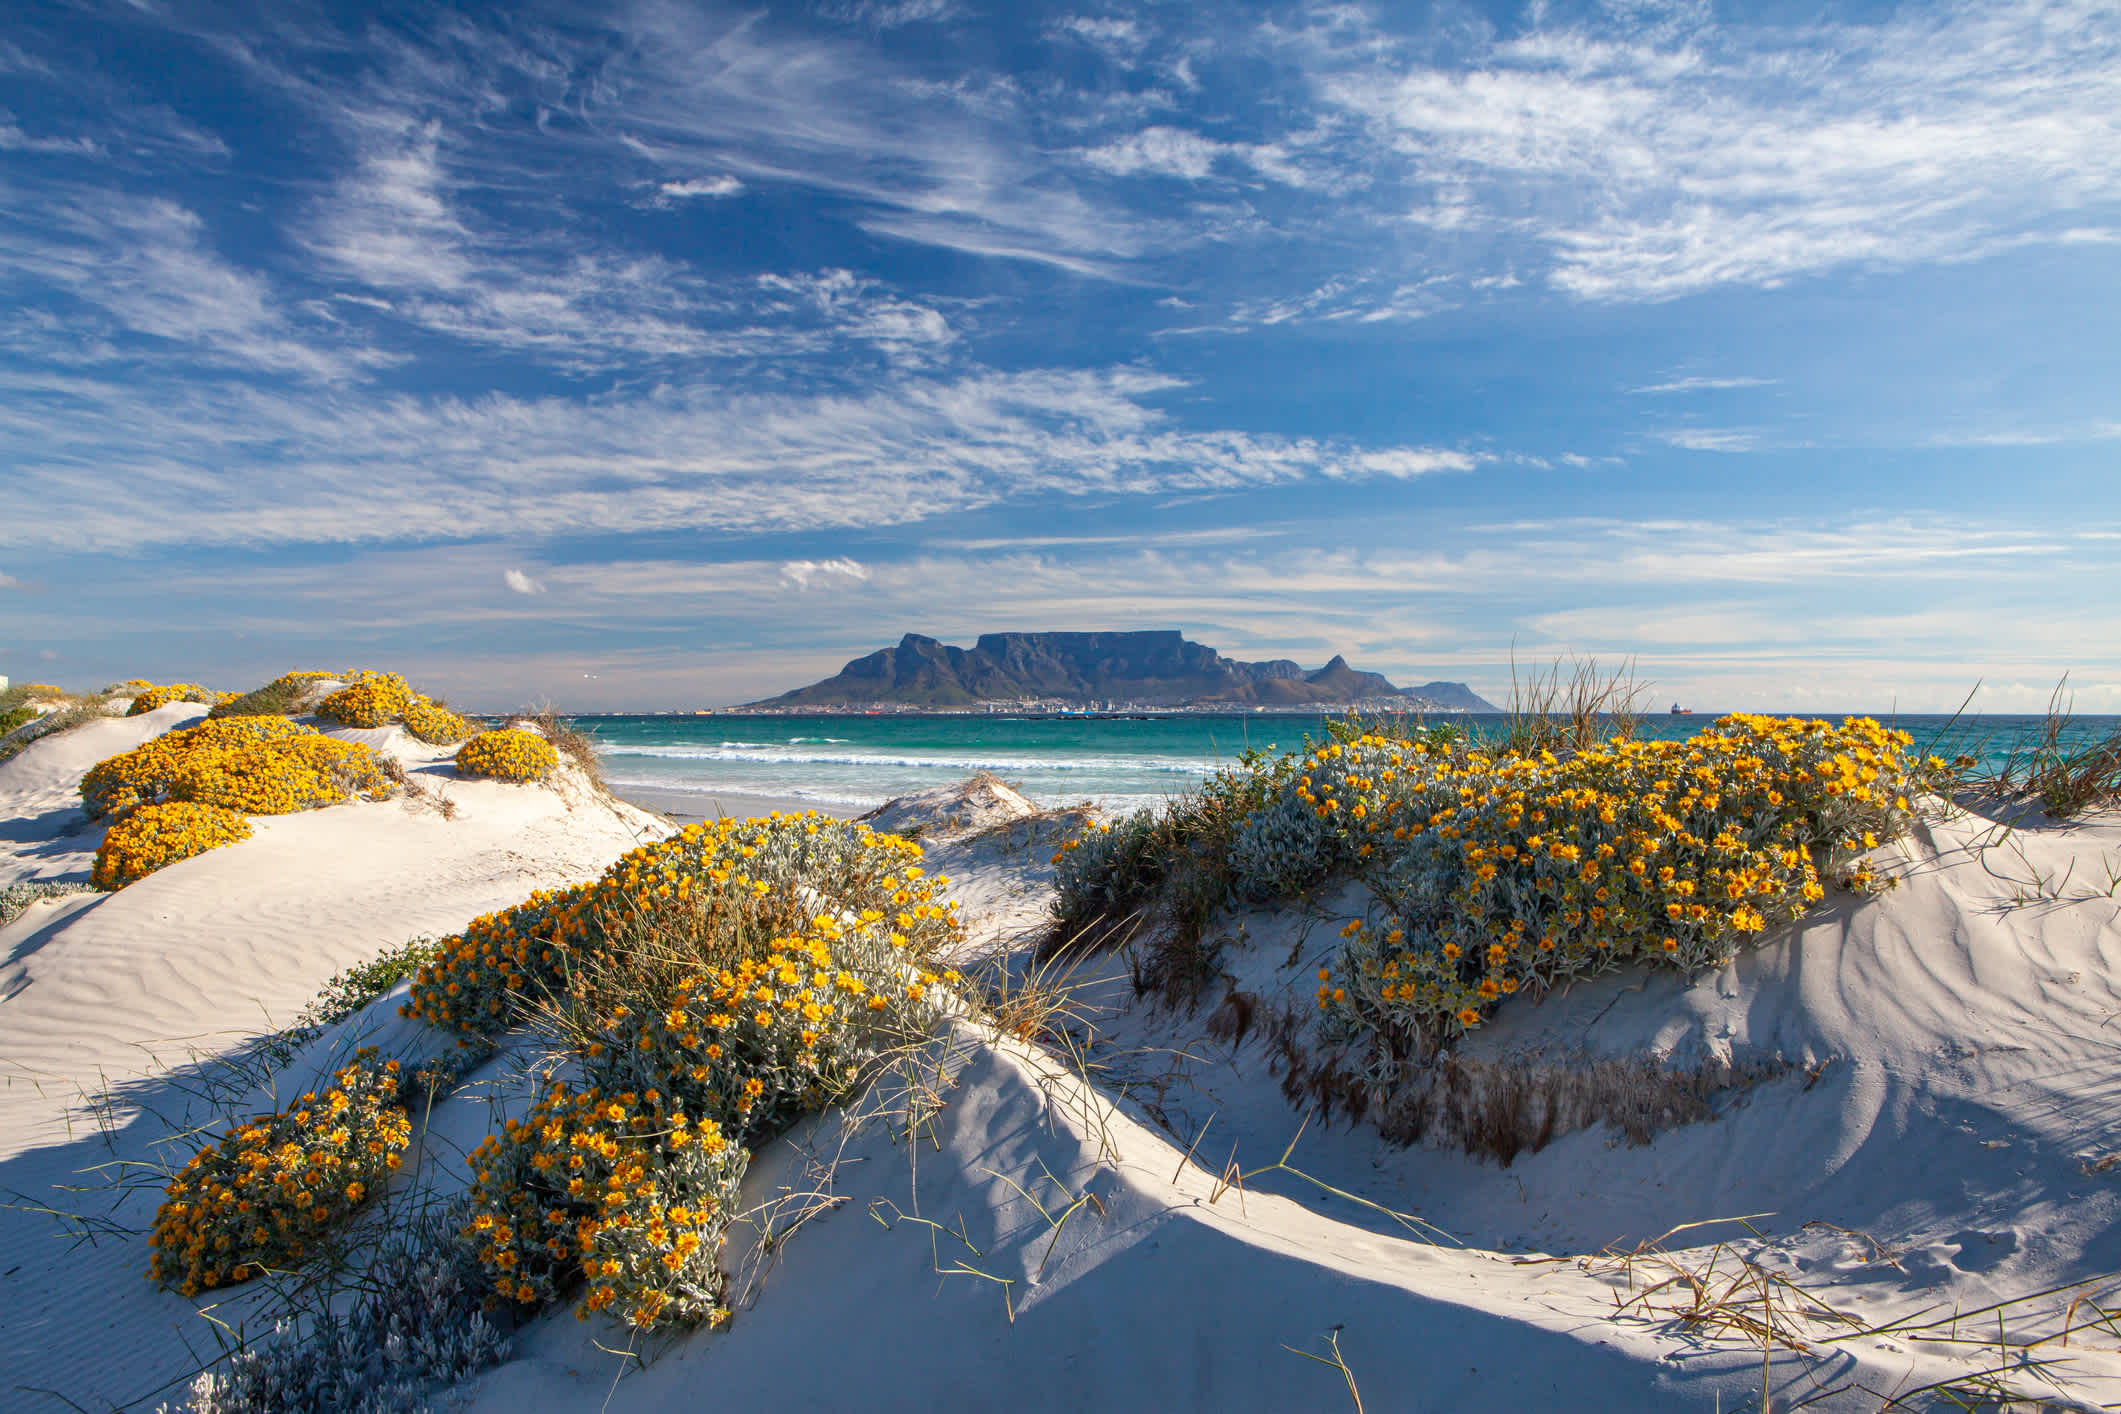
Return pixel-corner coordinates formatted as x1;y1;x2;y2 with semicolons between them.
747;632;1496;711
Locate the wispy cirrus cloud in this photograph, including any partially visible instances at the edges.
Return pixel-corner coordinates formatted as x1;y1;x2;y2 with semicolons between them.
0;186;379;379
1653;427;1762;452
1309;0;2121;300
70;515;2109;710
0;362;1488;552
1631;376;1777;394
0;115;100;158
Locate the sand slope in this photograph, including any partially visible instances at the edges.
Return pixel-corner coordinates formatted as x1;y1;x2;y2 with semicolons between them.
0;711;670;1410
5;721;2121;1412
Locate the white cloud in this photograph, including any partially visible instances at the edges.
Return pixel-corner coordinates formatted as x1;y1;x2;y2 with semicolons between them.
1654;427;1760;452
755;270;954;355
1631;376;1777;394
589;7;1153;277
290;108;967;368
1316;0;2121;299
1923;421;2121;448
0;116;100;157
659;175;744;199
818;0;958;27
1055;17;1145;58
1078;126;1227;181
780;558;869;589
1344;448;1481;478
0;188;375;379
0;363;1495;552
0;570;19;588
503;568;545;595
1073;124;1335;195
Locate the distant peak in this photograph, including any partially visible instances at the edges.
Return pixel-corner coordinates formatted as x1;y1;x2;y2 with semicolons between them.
746;630;1496;711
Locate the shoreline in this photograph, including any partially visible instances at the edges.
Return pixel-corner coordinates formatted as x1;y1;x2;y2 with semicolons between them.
607;781;868;823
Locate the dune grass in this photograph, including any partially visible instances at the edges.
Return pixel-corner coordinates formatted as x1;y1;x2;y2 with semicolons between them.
1967;678;2121;820
527;707;607;790
1479;651;1652;758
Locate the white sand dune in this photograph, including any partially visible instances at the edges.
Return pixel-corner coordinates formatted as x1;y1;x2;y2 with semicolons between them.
0;708;669;1410
439;805;2121;1414
3;714;2120;1412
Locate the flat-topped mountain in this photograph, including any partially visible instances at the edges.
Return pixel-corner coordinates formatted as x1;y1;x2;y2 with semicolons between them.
747;631;1496;711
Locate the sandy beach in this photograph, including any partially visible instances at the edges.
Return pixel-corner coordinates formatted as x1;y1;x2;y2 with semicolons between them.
608;782;863;825
9;4;2117;1406
4;692;2121;1413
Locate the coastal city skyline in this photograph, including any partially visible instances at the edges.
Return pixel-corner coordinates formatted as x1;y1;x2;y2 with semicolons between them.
1;0;2116;711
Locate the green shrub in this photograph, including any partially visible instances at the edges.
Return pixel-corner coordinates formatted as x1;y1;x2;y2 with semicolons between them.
209;671;341;719
1049;746;1294;1001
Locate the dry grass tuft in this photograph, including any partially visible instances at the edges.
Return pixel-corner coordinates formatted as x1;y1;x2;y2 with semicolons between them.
525;707;608;792
1967;677;2121;821
1484;650;1653;758
1576;1219;2121;1411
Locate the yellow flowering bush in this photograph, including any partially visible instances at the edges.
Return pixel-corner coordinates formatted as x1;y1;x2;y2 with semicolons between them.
81;717;388;820
317;672;417;728
1227;730;1462;898
1304;715;1926;1047
422;813;961;1332
590;916;952;1146
306;668;472;746
126;683;222;715
458;918;945;1331
453;728;558;783
148;1049;411;1298
403;813;959;1042
81;716;313;818
464;1081;746;1328
1055;712;1938;1093
402;696;473;745
169;734;391;815
402;882;592;1038
94;801;253;889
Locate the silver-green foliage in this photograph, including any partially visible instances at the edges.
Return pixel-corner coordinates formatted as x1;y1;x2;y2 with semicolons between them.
0;880;96;930
158;1211;508;1414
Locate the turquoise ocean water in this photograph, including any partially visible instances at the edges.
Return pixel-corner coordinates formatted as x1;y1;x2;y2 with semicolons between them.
577;711;2120;815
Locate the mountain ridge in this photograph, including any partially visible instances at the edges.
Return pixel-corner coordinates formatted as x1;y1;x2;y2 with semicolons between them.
746;631;1496;711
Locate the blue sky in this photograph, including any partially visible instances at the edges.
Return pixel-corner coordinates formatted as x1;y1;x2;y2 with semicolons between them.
1;0;2116;712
